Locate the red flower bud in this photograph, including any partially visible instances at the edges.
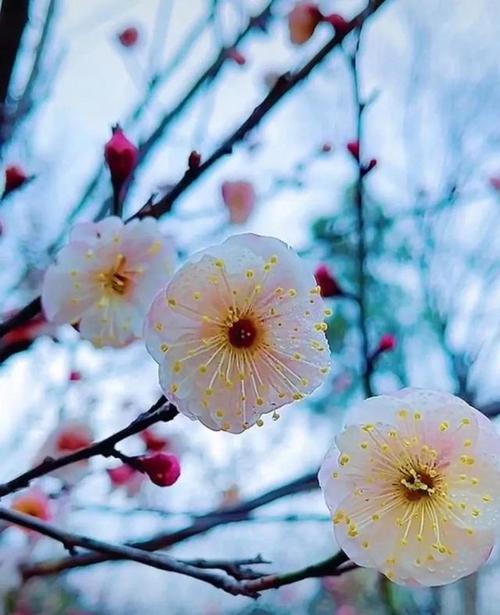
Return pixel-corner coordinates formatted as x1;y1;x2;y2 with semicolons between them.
188;150;202;170
378;334;397;352
140;428;170;452
226;48;246;66
4;165;28;194
141;452;181;487
325;13;349;34
315;264;343;297
69;370;82;382
118;27;139;48
104;127;138;185
346;141;360;160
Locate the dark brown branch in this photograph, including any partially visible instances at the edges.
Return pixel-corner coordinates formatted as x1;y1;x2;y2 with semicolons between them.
0;0;30;141
22;470;319;576
0;506;258;597
0;395;177;497
2;0;58;146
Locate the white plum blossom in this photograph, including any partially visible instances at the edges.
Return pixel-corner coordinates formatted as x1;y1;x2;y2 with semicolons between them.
42;216;175;348
145;233;331;433
319;389;500;586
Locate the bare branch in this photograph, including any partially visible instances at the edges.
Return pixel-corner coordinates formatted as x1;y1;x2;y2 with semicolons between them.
22;471;319;576
0;506;259;597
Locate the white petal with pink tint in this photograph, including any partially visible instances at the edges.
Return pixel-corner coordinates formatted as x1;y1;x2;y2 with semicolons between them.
319;389;500;586
42;216;175;348
145;233;331;433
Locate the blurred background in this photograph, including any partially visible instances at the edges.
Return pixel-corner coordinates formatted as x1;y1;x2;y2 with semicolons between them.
0;0;499;613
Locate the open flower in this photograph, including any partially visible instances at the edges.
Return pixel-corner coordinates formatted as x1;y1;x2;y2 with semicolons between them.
145;233;331;433
319;389;500;586
42;216;175;348
35;420;93;484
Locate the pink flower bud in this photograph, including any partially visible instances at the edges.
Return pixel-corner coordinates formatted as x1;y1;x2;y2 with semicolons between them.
69;370;82;382
324;13;349;34
104;127;138;185
141;452;181;487
288;3;323;45
378;333;397;352
221;180;256;224
4;165;28;194
118;27;139;48
188;150;202;170
107;464;137;487
226;48;246;66
346;140;360;160
140;428;170;452
315;264;343;297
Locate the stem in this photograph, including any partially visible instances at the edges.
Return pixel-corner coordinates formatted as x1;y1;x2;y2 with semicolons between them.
350;31;373;397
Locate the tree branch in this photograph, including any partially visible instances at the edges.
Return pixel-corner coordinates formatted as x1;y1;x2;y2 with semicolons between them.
133;0;390;222
0;506;259;597
21;470;319;576
0;395;177;497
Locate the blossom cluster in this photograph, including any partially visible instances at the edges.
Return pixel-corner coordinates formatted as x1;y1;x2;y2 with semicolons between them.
42;224;331;432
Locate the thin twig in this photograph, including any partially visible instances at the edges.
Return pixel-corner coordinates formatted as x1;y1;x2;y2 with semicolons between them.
0;506;259;597
0;396;177;497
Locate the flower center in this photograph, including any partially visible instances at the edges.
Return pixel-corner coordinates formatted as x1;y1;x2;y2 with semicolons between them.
100;254;131;296
400;466;436;501
228;318;258;349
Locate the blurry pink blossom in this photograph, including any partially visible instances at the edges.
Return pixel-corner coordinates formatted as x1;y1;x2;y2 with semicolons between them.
221;181;256;224
489;176;500;191
11;489;52;525
35;420;93;484
107;464;144;496
319;388;500;586
42;216;176;348
288;3;323;45
145;233;331;433
140;428;170;452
